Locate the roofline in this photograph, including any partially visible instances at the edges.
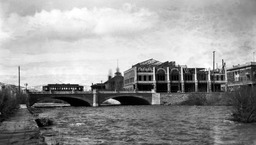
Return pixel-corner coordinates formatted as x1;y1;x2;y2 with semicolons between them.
227;62;256;71
124;67;135;74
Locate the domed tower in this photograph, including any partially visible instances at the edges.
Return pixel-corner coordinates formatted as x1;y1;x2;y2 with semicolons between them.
115;66;122;76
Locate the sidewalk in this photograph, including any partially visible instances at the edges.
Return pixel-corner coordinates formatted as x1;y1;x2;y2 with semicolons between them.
0;105;40;145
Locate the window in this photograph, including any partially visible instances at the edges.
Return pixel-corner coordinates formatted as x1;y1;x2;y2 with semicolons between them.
130;78;134;83
138;75;142;81
171;70;179;81
198;73;206;80
144;76;147;81
234;71;239;81
148;75;152;81
185;74;192;81
221;75;224;81
157;69;166;81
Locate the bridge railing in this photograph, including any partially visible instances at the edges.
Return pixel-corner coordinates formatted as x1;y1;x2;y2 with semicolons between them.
28;90;154;94
28;91;93;94
98;91;152;94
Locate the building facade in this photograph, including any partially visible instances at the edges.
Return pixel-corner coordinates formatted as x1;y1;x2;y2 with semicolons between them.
123;59;227;93
227;62;256;90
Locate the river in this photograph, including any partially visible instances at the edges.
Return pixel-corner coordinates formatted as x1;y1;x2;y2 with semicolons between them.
38;106;256;145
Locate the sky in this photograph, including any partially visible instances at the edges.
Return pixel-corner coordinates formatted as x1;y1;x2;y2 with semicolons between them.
0;0;256;89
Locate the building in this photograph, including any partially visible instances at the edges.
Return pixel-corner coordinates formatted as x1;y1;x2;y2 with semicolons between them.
90;67;124;91
227;62;256;90
104;67;124;91
90;83;105;91
123;58;227;93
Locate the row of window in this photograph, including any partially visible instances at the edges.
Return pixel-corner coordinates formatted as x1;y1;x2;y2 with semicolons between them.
125;74;226;83
234;75;251;82
215;75;225;81
124;77;134;84
138;75;152;81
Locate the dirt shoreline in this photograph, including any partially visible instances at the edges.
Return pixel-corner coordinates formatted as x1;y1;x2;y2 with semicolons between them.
0;105;45;145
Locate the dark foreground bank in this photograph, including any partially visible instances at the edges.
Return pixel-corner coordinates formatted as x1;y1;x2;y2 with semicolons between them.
0;105;44;145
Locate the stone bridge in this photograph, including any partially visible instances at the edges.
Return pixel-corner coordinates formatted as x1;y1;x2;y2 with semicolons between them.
27;90;160;107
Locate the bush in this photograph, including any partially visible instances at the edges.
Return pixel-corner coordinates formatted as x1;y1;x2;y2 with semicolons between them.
0;89;19;121
17;92;28;104
230;86;256;123
180;93;207;105
0;87;27;122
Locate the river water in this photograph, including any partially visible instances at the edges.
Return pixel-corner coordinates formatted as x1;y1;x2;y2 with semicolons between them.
38;106;256;145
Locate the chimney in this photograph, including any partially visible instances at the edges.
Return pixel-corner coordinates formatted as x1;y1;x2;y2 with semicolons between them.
108;69;112;80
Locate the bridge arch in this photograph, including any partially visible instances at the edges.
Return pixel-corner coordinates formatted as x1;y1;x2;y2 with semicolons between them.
29;95;92;107
100;95;151;105
51;96;91;106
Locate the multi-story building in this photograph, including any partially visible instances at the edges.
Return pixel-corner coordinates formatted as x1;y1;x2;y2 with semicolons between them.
123;59;227;93
227;62;256;90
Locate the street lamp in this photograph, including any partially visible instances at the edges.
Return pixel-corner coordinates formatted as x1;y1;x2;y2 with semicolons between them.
24;83;28;91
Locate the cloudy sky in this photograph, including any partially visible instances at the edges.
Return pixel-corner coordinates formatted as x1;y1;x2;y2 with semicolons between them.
0;0;256;88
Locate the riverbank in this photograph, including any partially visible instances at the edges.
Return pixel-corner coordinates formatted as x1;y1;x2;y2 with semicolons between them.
161;92;231;106
0;105;43;145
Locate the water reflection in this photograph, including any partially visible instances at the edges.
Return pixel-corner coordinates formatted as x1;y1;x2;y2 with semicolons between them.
38;106;256;145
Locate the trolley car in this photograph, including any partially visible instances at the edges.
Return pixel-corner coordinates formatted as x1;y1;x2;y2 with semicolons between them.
42;84;84;92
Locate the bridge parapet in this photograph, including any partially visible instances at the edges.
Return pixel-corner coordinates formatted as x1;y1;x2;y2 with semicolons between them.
28;91;92;94
98;91;152;94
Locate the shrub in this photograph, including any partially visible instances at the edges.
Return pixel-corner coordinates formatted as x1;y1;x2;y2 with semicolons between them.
230;86;256;123
0;87;27;122
0;89;20;121
180;93;207;105
17;92;28;104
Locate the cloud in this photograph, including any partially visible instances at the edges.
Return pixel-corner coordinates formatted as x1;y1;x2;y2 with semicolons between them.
2;4;157;43
0;3;12;43
1;0;256;86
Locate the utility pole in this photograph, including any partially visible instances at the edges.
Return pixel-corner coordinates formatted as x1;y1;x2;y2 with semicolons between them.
18;66;20;94
253;52;255;62
213;51;215;92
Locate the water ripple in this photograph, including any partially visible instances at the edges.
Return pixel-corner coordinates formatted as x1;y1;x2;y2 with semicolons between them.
39;106;256;145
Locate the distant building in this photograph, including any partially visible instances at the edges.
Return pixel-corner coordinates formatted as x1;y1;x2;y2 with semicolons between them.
91;83;105;91
104;67;124;91
90;67;124;91
227;62;256;90
123;58;227;93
